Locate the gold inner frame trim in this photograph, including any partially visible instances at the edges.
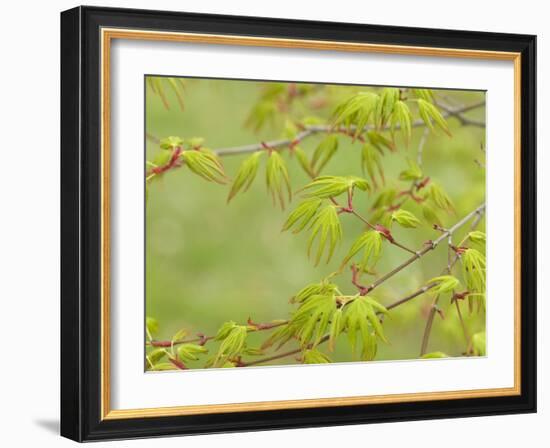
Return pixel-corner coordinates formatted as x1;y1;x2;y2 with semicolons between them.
100;27;522;420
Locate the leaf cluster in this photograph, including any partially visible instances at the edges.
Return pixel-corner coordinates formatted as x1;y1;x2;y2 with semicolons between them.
391;209;421;228
300;175;370;199
426;275;461;296
331;89;413;144
227;151;263;202
312;134;339;173
266;151;292;209
212;321;249;367
283;200;343;265
340;230;383;271
181;148;227;184
417;99;451;136
461;248;486;311
147;76;185;110
470;331;486;356
342;296;388;360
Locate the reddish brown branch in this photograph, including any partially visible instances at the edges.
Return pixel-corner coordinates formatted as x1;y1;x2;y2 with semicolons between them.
147;319;288;348
366;203;485;294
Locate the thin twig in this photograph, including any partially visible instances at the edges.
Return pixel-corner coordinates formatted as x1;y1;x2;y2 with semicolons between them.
436;101;486;128
454;299;471;353
385;284;435;311
240;335;330;367
350;209;375;229
418;206;485;355
214;101;485;157
383;239;465;312
146;101;486;164
366;203;486;293
240;348;302;367
420;297;439;356
348;209;417;256
147;320;288;348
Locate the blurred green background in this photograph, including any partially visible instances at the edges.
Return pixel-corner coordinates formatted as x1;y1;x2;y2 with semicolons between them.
145;77;486;367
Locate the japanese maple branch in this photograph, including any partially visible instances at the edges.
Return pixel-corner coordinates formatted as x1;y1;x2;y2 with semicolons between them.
419;208;485;356
151;203;485;366
147;319;288;348
365;203;486;295
240;335;330;367
146;101;486;160
435;101;486;128
340;191;418;257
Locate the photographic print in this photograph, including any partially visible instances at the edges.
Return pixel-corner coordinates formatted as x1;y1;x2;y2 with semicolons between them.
61;8;535;440
144;78;486;371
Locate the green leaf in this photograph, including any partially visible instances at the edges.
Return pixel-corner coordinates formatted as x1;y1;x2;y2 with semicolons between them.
370;207;392;228
421;203;442;226
399;159;423;181
291;293;337;347
245;100;277;131
301;115;326;126
291;280;338;303
260;82;286;100
340;230;383;270
343;296;387;359
148;77;170;109
426;275;461;295
332;92;380;138
467;231;486;247
390;100;413;143
391;209;421;228
177;343;208;362
303;349;331;364
261;323;296;350
328;308;343;351
426;183;454;211
411;88;434;103
283;119;298;139
171;328;188;343
214;324;248;366
462;249;486;294
417;99;451;136
293;146;316;178
266;151;292;209
421;351;448;359
147;348;168;365
150;150;172;169
371;188;397;210
300;175;370;199
227;151;263;202
146;317;159;336
282;198;322;233
159;136;184;150
471;331;486;356
166;78;185;110
312;134;339;172
375;88;400;128
215;321;238;341
151;363;176;371
361;143;385;188
366;130;395;152
243;347;265;356
360;321;378;361
307;205;343;266
181;149;227;184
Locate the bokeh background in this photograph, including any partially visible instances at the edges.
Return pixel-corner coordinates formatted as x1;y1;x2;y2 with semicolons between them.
145;77;486;368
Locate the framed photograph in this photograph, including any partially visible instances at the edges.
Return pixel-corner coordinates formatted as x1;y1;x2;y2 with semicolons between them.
60;6;536;441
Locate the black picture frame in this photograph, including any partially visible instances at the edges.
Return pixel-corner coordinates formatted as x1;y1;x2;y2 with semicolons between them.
61;5;536;442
